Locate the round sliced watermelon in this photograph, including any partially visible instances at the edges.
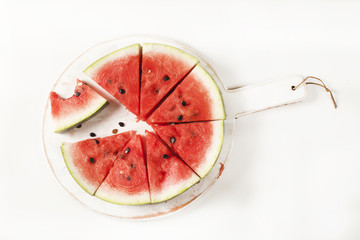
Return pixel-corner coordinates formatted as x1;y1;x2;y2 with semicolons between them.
147;64;225;123
140;43;199;119
95;135;151;205
83;44;141;116
50;80;108;133
61;131;135;195
152;121;224;178
145;131;200;203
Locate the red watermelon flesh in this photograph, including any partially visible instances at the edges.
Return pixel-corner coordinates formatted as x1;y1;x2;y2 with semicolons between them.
152;121;224;178
50;79;108;132
140;43;199;119
84;44;141;116
147;65;225;123
61;131;135;195
145;131;200;203
95;135;151;205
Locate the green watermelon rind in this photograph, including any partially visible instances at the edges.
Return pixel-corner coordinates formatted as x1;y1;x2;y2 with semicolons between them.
193;65;226;120
61;143;98;195
142;43;199;66
95;182;151;205
151;173;200;204
54;99;109;133
196;120;224;178
83;43;141;77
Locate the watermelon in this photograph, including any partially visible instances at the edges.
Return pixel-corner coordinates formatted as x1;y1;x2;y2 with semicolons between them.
147;64;225;123
84;44;141;116
61;131;135;195
140;43;199;119
152;121;224;178
95;135;151;205
54;43;228;206
50;80;108;133
145;131;200;203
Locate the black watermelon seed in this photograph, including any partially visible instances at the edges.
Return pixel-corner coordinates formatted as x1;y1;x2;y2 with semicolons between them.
170;137;176;143
76;124;82;128
126;176;131;181
94;139;99;144
125;148;130;154
90;132;96;137
75;92;81;97
89;157;95;164
119;89;126;94
162;154;169;159
119;122;125;127
107;79;111;84
177;115;183;121
163;75;170;81
130;164;135;168
181;100;186;106
154;87;159;94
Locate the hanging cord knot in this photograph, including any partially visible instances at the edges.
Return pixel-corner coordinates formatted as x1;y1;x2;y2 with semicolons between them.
291;76;337;109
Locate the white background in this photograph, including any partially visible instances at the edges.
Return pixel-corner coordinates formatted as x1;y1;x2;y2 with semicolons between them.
1;0;360;239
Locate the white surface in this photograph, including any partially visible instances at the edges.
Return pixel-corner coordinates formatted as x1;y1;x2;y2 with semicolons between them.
1;0;360;239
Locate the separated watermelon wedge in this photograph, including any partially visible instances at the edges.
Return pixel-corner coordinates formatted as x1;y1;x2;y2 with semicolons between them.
84;44;141;116
50;80;108;133
145;131;200;203
60;131;135;195
152;121;224;178
147;65;225;123
95;135;151;205
140;43;199;119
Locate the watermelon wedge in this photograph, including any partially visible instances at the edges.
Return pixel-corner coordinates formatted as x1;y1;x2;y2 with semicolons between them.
61;131;135;195
145;131;200;203
83;44;141;116
147;65;225;123
50;80;108;133
95;135;151;205
140;43;199;119
152;121;224;178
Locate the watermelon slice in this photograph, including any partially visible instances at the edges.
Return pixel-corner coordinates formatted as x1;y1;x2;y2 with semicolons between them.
83;44;141;116
50;80;108;133
60;131;135;195
145;131;200;203
140;43;199;119
152;121;224;178
147;65;225;123
95;135;151;205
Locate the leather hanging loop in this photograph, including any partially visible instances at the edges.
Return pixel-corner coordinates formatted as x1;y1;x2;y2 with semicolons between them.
292;76;337;109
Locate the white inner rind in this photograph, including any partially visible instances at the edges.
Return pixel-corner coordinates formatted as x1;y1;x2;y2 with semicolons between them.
95;182;151;205
191;65;225;120
83;43;141;77
151;174;200;204
53;96;108;133
142;43;199;66
61;143;98;195
196;121;224;178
